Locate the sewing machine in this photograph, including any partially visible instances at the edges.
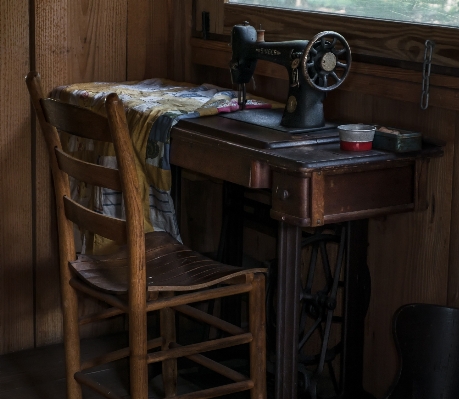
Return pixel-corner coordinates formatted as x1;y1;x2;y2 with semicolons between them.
228;22;352;133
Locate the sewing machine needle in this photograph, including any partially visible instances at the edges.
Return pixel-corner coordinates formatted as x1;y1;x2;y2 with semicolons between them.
238;83;247;110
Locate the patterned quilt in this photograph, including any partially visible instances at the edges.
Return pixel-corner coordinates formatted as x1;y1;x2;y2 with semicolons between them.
52;78;282;255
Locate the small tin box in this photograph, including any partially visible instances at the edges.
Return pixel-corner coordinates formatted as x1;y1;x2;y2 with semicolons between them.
373;126;422;153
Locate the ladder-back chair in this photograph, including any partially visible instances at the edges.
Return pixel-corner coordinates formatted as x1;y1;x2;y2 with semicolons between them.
26;71;267;399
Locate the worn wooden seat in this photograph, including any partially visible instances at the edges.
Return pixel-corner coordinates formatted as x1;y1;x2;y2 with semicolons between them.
71;231;261;294
26;71;267;399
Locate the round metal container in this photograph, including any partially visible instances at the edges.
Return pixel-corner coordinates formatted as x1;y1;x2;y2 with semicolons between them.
338;124;375;151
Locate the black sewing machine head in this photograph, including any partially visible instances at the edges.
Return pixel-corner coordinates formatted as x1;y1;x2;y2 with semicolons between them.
229;22;351;132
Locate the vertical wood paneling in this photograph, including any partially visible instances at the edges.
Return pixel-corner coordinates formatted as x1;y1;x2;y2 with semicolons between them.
365;103;454;397
34;0;128;345
0;0;33;353
129;0;171;80
195;0;225;34
326;90;455;396
447;112;459;307
170;0;193;82
33;0;69;350
127;0;150;80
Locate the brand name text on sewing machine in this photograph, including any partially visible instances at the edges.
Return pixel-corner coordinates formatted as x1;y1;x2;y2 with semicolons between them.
255;48;281;55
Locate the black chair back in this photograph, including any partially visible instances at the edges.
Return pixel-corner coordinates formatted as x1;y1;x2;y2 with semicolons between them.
386;303;459;399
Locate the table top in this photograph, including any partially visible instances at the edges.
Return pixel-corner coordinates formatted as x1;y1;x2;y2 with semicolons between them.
171;112;443;228
173;113;442;174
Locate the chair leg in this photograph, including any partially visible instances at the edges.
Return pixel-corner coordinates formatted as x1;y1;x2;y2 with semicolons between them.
62;281;83;399
129;291;148;399
161;292;177;398
249;273;267;399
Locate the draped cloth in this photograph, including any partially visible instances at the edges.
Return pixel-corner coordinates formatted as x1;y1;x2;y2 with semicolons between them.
52;78;283;255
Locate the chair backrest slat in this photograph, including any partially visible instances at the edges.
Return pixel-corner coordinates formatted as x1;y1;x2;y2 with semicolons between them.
41;98;113;142
63;196;127;244
55;148;122;191
26;71;144;284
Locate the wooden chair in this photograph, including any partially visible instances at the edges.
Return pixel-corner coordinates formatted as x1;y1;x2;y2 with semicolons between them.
26;71;267;399
385;303;459;399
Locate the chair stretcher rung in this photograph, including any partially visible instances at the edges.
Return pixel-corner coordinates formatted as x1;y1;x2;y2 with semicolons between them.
74;372;124;399
147;333;252;364
173;304;246;335
79;306;125;325
70;278;128;312
81;337;163;370
146;283;252;312
170;342;248;382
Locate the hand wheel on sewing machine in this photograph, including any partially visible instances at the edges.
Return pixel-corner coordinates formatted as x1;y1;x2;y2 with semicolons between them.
301;31;352;92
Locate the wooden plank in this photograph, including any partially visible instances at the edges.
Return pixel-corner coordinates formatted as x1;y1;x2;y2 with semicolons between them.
34;0;128;346
190;36;459;91
447;112;459;306
134;0;194;82
170;0;194;82
224;4;459;69
190;37;459;110
0;0;34;354
195;0;225;34
129;0;171;80
180;176;222;254
324;89;455;397
126;0;149;80
363;102;455;397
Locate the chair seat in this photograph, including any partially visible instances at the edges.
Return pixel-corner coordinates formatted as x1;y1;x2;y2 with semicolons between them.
70;231;266;294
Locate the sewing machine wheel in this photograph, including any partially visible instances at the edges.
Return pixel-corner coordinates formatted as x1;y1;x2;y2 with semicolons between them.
301;31;351;92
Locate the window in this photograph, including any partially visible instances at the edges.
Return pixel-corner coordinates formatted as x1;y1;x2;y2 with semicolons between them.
229;0;459;27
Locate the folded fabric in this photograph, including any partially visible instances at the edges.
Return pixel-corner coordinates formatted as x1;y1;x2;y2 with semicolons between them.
52;78;283;255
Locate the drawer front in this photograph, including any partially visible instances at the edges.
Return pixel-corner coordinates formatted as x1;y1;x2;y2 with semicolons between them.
271;172;310;225
170;138;271;188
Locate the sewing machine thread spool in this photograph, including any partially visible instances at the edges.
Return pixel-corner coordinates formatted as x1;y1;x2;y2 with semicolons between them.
256;25;265;42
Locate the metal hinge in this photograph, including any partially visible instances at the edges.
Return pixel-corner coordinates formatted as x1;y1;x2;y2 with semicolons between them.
420;40;435;110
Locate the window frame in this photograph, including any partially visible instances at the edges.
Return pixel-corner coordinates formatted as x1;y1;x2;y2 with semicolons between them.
197;1;459;73
227;0;459;30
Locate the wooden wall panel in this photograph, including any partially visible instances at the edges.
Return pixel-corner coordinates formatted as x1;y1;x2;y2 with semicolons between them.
1;0;190;354
224;4;459;69
195;0;225;34
127;0;171;80
187;33;458;394
0;0;34;353
34;0;128;345
447;112;459;307
127;0;193;82
169;0;193;82
325;92;455;397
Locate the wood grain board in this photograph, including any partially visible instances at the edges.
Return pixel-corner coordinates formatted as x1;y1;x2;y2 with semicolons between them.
0;0;34;354
35;0;129;345
224;3;459;69
195;0;226;35
326;91;455;396
190;37;459;111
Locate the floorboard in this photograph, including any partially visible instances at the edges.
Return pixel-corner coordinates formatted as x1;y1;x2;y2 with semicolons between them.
0;332;252;399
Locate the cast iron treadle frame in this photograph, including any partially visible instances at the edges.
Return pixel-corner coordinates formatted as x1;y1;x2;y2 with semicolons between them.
267;223;372;399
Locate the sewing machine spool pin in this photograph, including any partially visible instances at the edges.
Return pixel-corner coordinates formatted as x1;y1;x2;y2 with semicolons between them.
230;23;352;131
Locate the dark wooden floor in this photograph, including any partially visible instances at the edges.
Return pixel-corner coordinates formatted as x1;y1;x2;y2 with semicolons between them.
0;332;254;399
